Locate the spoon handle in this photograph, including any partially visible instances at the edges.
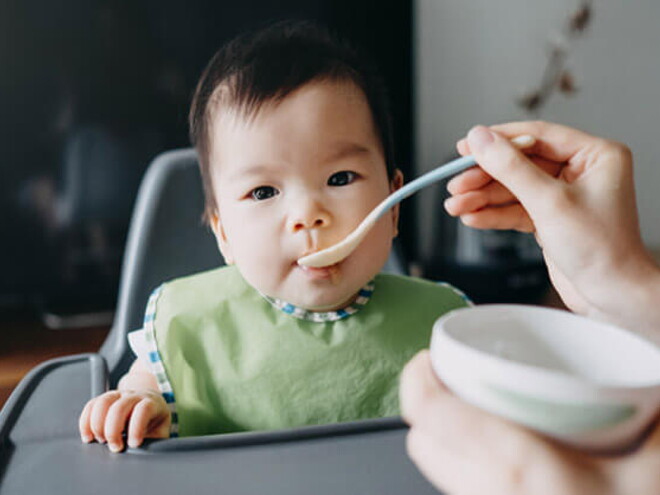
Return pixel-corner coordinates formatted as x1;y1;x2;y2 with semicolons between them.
371;133;536;221
372;155;476;221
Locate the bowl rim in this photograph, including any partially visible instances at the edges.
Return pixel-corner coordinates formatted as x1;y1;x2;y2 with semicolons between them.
432;304;660;390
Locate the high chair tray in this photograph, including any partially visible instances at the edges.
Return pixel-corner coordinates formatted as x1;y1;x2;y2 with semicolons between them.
0;354;438;494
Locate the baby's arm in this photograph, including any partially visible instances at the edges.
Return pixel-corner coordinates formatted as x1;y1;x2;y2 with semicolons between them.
78;359;171;452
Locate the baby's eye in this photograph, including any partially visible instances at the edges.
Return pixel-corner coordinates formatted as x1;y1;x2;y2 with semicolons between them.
327;171;357;187
250;186;279;201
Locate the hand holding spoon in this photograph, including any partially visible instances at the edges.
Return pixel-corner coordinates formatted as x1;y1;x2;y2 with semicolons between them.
298;134;536;268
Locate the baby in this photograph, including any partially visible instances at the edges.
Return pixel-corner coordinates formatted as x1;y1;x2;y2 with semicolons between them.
79;20;470;452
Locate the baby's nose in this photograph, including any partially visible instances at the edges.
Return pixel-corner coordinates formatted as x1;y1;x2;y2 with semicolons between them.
287;205;331;233
289;217;327;232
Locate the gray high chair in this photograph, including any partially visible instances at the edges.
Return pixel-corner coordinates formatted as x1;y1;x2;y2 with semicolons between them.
0;150;438;495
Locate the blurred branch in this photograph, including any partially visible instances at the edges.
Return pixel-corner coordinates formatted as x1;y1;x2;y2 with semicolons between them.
518;0;593;113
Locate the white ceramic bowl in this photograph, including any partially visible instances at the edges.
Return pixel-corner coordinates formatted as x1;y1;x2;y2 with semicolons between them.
430;304;660;452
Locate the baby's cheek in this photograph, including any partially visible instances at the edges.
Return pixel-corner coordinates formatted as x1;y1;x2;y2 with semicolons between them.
239;253;293;299
360;226;393;268
241;263;280;295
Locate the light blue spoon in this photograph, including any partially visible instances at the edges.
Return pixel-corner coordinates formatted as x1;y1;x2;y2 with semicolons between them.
298;134;535;268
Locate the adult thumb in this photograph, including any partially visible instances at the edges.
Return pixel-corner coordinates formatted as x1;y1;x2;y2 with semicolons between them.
467;126;556;210
400;350;445;425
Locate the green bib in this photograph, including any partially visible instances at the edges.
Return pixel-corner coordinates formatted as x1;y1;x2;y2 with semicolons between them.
150;266;468;436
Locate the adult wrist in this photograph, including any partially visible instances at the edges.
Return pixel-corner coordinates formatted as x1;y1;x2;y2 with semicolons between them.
623;256;660;342
588;250;660;343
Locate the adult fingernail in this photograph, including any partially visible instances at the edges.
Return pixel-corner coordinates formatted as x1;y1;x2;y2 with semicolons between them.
109;443;122;453
81;434;92;443
467;126;494;151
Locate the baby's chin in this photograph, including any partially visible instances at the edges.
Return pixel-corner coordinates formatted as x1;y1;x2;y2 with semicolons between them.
301;296;357;312
280;289;359;312
242;259;378;311
270;282;364;312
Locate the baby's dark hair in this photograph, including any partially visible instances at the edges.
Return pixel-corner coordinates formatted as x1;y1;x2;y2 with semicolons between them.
189;20;396;223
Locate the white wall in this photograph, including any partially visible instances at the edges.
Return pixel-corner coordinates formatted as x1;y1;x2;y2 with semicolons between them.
415;0;660;261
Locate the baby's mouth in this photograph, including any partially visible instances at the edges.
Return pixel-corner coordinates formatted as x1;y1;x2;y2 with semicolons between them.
296;260;339;269
295;259;341;280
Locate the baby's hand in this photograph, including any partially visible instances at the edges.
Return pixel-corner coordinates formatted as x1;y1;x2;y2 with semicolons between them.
78;389;170;453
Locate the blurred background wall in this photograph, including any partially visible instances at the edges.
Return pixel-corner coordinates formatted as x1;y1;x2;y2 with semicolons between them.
0;0;414;322
416;0;660;261
4;0;660;322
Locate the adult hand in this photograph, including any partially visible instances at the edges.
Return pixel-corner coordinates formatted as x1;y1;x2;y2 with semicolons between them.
400;351;660;495
444;121;660;338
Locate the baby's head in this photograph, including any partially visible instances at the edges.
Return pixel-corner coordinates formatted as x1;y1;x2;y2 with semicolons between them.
189;21;403;311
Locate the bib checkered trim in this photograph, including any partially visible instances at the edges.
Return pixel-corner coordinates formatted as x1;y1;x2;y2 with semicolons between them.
435;281;474;306
261;280;375;322
142;285;179;437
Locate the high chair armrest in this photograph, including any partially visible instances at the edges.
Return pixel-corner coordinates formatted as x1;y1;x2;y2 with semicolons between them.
0;353;107;445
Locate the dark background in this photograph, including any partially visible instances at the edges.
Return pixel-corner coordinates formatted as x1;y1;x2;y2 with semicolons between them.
0;0;414;320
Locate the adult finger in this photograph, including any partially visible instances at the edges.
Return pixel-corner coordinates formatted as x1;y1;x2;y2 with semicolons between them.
401;352;559;483
609;416;660;495
105;395;143;453
456;137;470;157
488;121;605;165
90;391;121;443
634;415;660;455
407;427;489;495
449;155;564;197
400;350;447;425
460;204;535;233
400;351;490;452
445;183;518;216
466;126;558;213
459;121;605;170
447;167;494;195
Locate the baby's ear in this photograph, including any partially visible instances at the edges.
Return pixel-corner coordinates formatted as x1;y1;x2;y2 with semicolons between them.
390;169;404;237
210;213;234;265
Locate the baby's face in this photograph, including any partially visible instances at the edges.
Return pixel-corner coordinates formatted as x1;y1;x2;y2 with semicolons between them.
209;80;401;311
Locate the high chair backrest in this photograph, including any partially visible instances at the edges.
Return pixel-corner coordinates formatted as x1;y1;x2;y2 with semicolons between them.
100;148;407;385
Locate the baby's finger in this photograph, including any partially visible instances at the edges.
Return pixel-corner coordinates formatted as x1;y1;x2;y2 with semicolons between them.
89;391;120;443
460;204;534;233
445;184;516;217
105;395;143;453
126;399;152;448
127;398;168;448
79;399;96;443
447;167;493;195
